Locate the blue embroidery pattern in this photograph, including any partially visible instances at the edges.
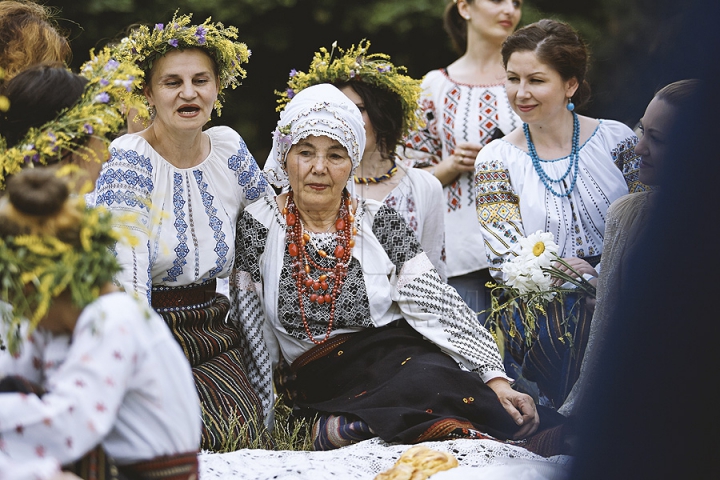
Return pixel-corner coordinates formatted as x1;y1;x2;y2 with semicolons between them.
163;173;189;282
193;170;228;278
96;148;154;210
227;139;268;201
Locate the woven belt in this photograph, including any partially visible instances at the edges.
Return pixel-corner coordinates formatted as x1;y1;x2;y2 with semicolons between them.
291;333;354;372
151;279;217;313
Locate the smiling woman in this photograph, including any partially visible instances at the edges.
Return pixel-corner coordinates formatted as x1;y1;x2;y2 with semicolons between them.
95;14;272;451
473;19;647;407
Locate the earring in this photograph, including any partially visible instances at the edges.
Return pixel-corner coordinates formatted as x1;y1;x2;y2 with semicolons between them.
463;15;471;20
566;98;575;112
148;105;157;118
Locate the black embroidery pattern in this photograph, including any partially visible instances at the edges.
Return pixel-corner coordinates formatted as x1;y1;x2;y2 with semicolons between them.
371;205;423;272
234;210;268;283
276;241;373;341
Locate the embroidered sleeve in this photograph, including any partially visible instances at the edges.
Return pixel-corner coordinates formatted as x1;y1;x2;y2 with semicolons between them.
390;248;508;382
226;137;272;208
371;206;508;381
371;205;424;272
611;135;648;193
474;157;525;282
95;147;154;303
229;209;275;423
0;311;141;465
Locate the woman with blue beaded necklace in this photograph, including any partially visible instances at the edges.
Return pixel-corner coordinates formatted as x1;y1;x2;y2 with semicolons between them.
474;19;645;408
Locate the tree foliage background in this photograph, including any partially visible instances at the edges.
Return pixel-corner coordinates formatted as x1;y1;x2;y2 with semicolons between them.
46;0;692;163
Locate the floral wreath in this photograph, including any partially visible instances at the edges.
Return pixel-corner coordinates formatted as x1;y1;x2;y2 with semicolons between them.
112;11;251;119
0;47;143;190
276;40;423;137
0;196;136;355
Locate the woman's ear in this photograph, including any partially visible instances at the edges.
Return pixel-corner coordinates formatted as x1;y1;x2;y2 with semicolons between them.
566;77;579;98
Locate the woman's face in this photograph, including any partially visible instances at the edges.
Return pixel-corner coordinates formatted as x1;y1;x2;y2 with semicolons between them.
505;50;578;124
460;0;522;42
338;85;375;159
635;96;674;186
143;48;219;133
286;135;353;213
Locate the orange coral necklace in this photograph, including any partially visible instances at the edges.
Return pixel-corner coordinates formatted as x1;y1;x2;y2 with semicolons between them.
283;190;356;345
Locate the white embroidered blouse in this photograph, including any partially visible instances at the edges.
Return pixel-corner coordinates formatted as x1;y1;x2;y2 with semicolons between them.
0;293;200;466
95;126;270;303
474;119;645;282
403;69;521;277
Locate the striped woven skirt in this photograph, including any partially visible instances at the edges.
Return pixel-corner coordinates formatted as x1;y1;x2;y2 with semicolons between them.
153;281;265;451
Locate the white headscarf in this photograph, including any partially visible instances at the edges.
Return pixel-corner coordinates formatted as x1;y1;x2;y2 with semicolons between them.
263;83;366;189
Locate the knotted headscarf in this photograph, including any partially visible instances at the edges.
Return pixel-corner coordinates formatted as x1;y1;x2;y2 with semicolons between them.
263;83;366;189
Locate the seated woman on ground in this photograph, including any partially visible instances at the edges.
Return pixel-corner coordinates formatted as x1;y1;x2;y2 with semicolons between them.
231;83;567;456
268;41;447;279
558;79;701;417
0;168;200;479
99;13;272;450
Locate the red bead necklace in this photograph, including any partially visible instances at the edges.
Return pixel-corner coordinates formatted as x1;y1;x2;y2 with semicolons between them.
283;190;357;345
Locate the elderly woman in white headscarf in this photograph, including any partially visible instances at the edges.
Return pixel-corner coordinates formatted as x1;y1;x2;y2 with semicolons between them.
231;84;566;453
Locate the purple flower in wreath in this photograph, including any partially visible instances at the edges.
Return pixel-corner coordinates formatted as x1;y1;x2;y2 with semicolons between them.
286;88;295;99
289;69;298;77
94;92;110;104
155;23;164;31
273;127;293;149
168;39;179;48
84;124;94;135
377;65;391;73
195;26;207;45
349;70;356;78
104;59;120;71
100;78;110;87
47;132;59;152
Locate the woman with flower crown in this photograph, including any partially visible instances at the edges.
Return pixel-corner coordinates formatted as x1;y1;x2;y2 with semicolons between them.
0;49;141;195
96;14;272;450
401;0;524;318
268;41;446;279
474;19;645;407
0;168;200;479
231;83;570;455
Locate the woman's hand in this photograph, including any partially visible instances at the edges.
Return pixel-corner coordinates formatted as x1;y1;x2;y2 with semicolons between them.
432;141;483;186
486;377;539;439
551;257;598;287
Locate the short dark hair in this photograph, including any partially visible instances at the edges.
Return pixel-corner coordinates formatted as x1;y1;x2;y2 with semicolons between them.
334;81;404;159
0;63;87;148
502;19;592;109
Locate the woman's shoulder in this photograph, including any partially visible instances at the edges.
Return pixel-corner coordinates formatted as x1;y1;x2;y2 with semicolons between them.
594;118;636;143
403;166;443;193
476;138;522;166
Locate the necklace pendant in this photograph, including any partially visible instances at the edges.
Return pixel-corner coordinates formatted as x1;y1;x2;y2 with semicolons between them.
335;218;345;230
310;293;318;303
286;212;297;226
304;278;313;288
334;245;345;259
318;249;328;258
288;243;299;257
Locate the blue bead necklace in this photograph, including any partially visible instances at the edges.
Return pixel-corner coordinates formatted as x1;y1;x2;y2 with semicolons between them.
523;112;580;197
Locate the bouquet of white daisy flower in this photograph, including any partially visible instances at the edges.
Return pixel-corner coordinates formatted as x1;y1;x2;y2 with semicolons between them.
483;230;596;348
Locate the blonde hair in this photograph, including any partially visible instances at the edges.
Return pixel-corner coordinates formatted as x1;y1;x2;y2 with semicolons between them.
0;1;71;80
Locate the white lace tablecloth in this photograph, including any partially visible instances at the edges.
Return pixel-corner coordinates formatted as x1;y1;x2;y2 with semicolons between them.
199;438;573;479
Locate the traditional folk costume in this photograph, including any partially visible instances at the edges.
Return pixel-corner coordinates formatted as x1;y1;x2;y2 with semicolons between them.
402;69;521;313
99;14;271;451
269;41;447;279
0;175;200;479
0;294;201;476
474;119;645;406
232;84;565;455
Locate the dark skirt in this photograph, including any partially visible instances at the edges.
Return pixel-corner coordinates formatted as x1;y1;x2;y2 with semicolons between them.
290;321;565;450
496;292;592;407
157;291;265;451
